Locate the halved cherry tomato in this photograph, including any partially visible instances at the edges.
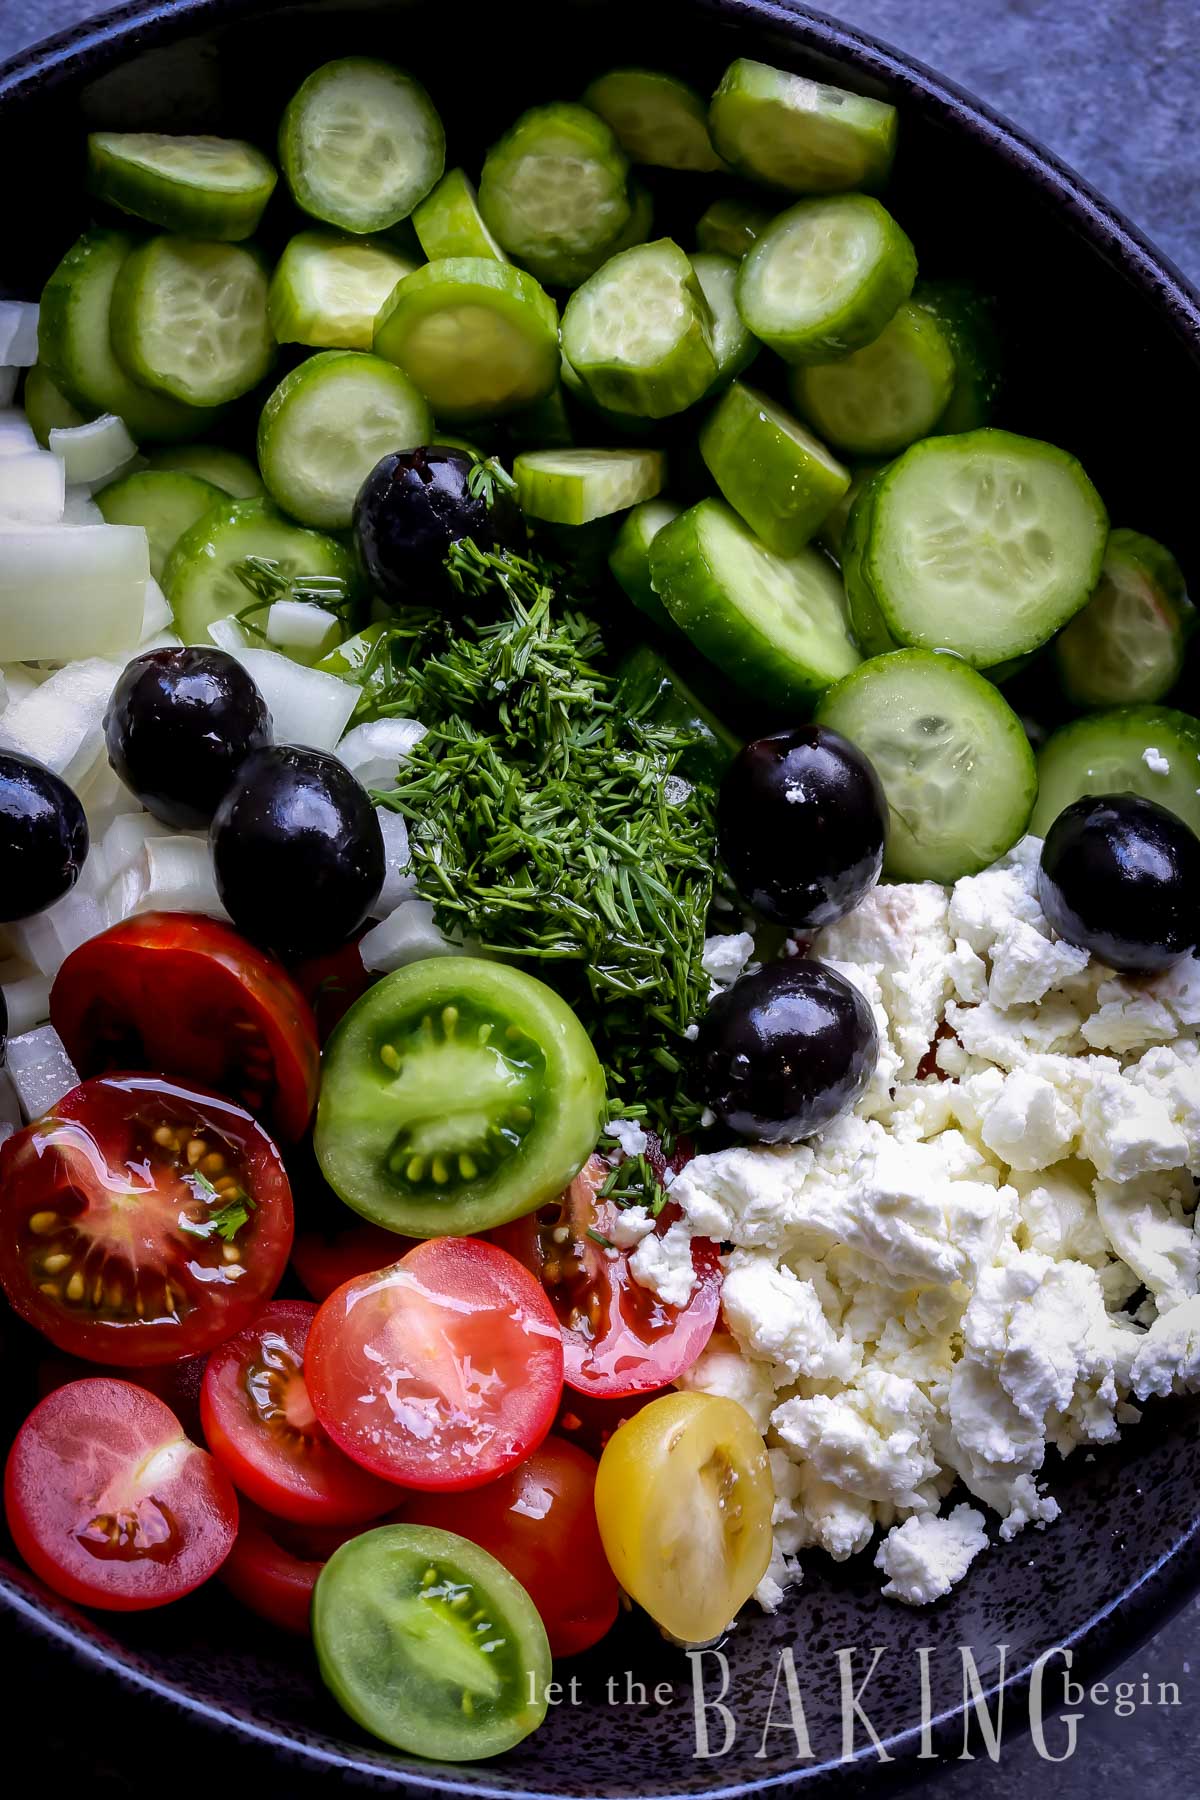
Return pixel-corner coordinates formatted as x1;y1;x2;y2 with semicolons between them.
51;913;320;1140
291;1219;417;1302
396;1436;619;1657
218;1502;363;1635
306;1237;563;1492
4;1377;239;1611
37;1351;206;1439
493;1152;721;1399
0;1073;293;1367
289;935;374;1043
201;1300;395;1525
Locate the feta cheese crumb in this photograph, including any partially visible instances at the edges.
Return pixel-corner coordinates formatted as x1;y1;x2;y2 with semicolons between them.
1143;746;1170;774
701;931;755;992
628;1219;697;1308
605;1117;648;1159
874;1505;989;1605
608;1204;656;1250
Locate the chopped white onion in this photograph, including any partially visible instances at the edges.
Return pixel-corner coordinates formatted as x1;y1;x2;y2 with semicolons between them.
234;648;356;751
208;615;249;654
0;524;148;660
7;1024;81;1119
266;600;339;651
2;972;52;1036
9;854;108;978
0;657;120;787
336;717;426;791
0;1066;22;1146
0;369;18;408
139;630;183;653
61;486;104;525
372;806;418;916
0;409;39;457
0;663;47;709
75;755;143;836
0;303;39;368
107;835;226;925
49;413;138;488
140;577;174;642
95;811;179;887
360;898;467;972
0;449;65;524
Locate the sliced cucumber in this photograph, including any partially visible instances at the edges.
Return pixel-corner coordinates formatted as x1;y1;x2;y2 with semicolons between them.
1031;706;1200;839
700;381;849;555
609;497;681;628
478;103;632;289
695;197;771;260
37;228;219;442
914;280;1001;434
146;443;264;497
649;497;860;707
110;236;275;407
22;363;89;447
95;468;226;580
561;239;716;419
87;132;277;240
863;429;1109;667
837;469;896;655
709;59;898;194
280;58;444;233
373;257;558;421
583;69;724;172
790;301;955;457
162;495;355;662
737;196;915;365
514;448;664;525
691;253;758;392
559;350;658;440
1054;530;1192;709
817;649;1037;882
412;168;507;262
818;460;884;560
258;350;432;529
269;231;419;350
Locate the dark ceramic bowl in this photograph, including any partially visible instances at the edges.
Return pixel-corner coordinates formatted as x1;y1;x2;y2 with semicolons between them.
2;1;1199;1792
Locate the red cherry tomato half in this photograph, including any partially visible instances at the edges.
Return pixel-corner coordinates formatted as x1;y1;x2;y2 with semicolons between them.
218;1503;363;1635
396;1435;619;1657
291;1219;417;1302
4;1377;238;1611
201;1300;396;1526
493;1154;721;1399
37;1351;206;1440
0;1073;293;1367
51;913;320;1140
289;935;374;1043
306;1237;564;1492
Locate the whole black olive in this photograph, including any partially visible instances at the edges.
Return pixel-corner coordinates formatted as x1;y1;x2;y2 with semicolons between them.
0;751;89;922
1038;792;1200;973
353;446;523;609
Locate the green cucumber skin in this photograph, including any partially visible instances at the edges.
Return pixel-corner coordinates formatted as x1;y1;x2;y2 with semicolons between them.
279;59;446;234
914;280;1002;434
838;471;898;655
561;239;717;420
95;469;227;581
109;237;276;409
609;498;682;629
699;382;849;557
22;363;89;447
87;133;277;241
1031;705;1200;839
478;103;632;289
790;302;956;458
709;60;898;196
695;198;771;260
1054;528;1194;709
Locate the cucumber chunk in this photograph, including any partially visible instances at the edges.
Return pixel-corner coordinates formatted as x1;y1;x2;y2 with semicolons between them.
649;497;859;707
700;381;849;556
864;429;1109;667
818;460;884;559
412;168;507;263
110;236;275;407
146;443;264;497
95;468;226;579
737;195;916;364
790;300;955;456
695;197;771;259
514;448;664;525
609;497;681;628
258;350;432;529
583;69;724;172
837;469;896;655
373;258;559;421
561;239;716;419
709;59;898;194
162;495;355;662
37;228;219;442
691;253;759;392
478;103;632;289
1054;530;1192;709
914;280;1001;434
22;363;89;447
817;649;1037;881
87;132;277;240
280;58;445;233
269;231;419;350
1031;706;1200;839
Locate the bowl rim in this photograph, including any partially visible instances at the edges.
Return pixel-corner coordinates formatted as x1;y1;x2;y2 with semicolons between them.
1;0;1199;1789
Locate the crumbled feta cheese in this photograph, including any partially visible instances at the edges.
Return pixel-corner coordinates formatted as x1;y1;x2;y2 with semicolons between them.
772;1369;940;1510
608;1204;656;1250
628;1219;696;1308
1131;1296;1200;1398
976;1068;1080;1171
701;930;754;992
1080;1070;1190;1181
720;1251;858;1382
874;1505;989;1605
605;1117;648;1159
1143;746;1170;775
677;1332;777;1432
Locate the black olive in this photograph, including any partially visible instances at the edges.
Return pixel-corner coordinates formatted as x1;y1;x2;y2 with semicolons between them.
0;751;89;922
695;959;879;1143
1038;792;1200;973
353;446;522;610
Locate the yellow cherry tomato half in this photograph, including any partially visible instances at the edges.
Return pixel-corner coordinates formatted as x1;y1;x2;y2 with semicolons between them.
593;1391;773;1642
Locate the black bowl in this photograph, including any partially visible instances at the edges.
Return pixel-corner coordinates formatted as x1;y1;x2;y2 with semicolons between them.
1;2;1199;1791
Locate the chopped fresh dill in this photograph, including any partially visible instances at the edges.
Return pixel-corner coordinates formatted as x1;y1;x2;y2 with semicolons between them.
465;454;519;511
179;1172;257;1245
231;555;355;640
596;1153;669;1217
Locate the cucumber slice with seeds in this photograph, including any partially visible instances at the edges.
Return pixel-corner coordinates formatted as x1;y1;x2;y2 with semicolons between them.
514;448;664;525
691;252;758;392
95;468;227;580
710;59;898;194
269;231;419;350
87;132;277;240
280;58;445;233
737;195;916;364
23;363;89;447
1054;530;1192;709
258;350;432;530
111;236;275;407
913;280;1001;434
413;168;508;262
478;103;632;289
700;381;849;555
609;497;681;629
561;238;716;420
790;301;956;456
837;469;896;655
373;257;559;421
695;197;771;259
583;69;724;172
1031;706;1200;839
864;429;1109;667
817;649;1037;882
146;443;264;497
649;497;860;707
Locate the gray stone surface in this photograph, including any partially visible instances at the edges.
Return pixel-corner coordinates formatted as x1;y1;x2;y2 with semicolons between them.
1;0;1197;1792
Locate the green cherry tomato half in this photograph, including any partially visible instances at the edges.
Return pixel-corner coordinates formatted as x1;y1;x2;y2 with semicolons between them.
312;1522;552;1761
313;957;606;1237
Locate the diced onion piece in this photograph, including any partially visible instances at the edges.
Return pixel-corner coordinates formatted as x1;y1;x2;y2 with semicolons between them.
62;487;104;524
8;862;108;979
234;647;356;750
0;657;120;788
6;1024;81;1120
0;410;39;457
359;898;467;972
336;717;426;789
2;972;52;1036
0;525;148;660
372;806;417;916
0;302;39;368
95;811;179;888
140;577;174;642
265;600;340;651
0;1066;22;1146
139;630;183;652
49;413;138;487
0;369;18;408
208;615;249;654
107;835;226;926
0;664;47;709
0;450;66;524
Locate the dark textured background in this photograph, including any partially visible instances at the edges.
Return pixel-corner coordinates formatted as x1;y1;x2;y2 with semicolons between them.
1;0;1198;1791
